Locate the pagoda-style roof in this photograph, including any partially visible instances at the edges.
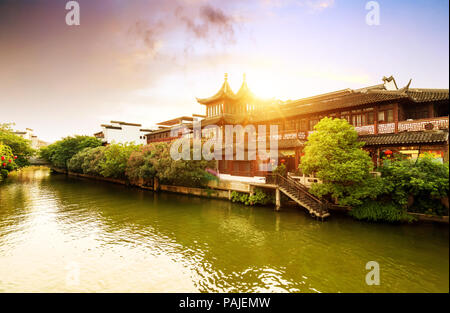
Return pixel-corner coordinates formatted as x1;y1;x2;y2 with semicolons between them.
197;73;253;105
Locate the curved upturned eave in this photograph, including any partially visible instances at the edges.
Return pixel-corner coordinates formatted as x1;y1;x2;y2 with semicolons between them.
196;80;241;104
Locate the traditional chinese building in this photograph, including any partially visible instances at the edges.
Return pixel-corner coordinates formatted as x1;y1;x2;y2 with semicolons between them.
195;74;449;177
94;121;152;145
145;116;194;143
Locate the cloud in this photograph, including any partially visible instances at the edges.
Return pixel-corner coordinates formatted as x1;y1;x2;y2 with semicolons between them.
177;4;237;44
300;0;335;12
127;20;166;57
260;0;335;12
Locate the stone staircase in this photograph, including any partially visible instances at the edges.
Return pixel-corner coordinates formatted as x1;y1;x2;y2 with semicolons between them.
269;174;330;220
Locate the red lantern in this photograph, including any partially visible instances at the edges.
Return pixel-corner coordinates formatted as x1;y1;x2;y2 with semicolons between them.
14;156;17;159
2;163;6;167
384;149;393;155
1;156;4;161
8;159;12;163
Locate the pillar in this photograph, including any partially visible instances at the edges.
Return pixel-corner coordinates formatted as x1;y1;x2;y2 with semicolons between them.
374;106;379;134
394;103;399;133
428;102;435;118
275;188;281;211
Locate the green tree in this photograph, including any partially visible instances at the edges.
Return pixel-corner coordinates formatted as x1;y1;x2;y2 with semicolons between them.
0;125;35;167
300;117;375;206
40;136;102;169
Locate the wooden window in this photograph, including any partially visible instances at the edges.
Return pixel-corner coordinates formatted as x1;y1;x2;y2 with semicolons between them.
378;109;394;123
309;119;319;130
386;109;394;122
351;111;367;127
341;111;351;123
368;112;374;124
300;119;308;131
285;119;296;131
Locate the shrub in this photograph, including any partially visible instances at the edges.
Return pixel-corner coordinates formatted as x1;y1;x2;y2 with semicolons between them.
125;144;159;185
349;200;415;223
100;144;140;179
67;148;91;173
231;188;274;206
0;124;35;167
81;146;106;176
150;142;217;188
0;144;18;182
272;163;287;177
66;146;107;176
0;169;8;181
379;154;449;215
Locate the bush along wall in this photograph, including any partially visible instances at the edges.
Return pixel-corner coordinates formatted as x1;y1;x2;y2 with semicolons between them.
45;138;217;189
231;188;274;206
298;117;449;222
0;144;18;183
349;154;449;222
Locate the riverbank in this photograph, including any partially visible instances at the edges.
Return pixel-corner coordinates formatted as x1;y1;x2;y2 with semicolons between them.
48;166;449;224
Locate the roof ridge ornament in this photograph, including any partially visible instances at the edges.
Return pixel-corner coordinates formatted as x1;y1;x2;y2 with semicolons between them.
382;75;399;90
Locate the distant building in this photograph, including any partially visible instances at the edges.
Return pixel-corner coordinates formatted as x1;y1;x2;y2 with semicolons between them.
94;121;152;145
13;128;48;149
145;116;196;144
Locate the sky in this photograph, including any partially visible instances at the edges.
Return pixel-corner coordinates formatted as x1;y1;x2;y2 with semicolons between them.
0;0;448;142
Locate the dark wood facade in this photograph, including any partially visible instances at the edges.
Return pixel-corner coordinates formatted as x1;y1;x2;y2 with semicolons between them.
146;74;449;177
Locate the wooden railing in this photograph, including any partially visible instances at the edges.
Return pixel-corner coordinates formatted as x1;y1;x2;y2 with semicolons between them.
266;173;329;215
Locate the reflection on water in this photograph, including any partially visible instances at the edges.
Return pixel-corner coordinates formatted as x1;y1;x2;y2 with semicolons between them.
0;167;448;292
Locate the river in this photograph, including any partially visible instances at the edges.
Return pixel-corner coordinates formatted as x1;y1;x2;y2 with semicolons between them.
0;167;448;292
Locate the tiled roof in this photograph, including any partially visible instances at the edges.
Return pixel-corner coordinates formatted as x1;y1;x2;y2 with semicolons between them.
359;130;449;146
406;89;449;102
278;139;305;148
251;91;408;122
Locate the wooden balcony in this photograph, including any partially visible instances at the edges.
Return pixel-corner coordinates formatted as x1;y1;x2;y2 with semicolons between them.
273;116;449;145
354;116;448;135
397;116;449;132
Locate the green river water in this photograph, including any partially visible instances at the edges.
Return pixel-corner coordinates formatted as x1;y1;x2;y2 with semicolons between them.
0;167;448;292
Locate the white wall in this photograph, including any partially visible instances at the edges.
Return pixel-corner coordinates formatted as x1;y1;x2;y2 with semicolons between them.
102;124;147;145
